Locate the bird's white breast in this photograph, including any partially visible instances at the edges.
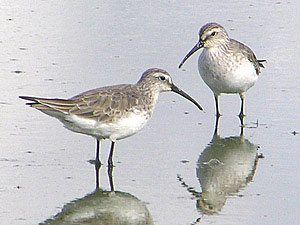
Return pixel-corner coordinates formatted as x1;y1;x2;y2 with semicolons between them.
199;48;258;95
103;111;150;141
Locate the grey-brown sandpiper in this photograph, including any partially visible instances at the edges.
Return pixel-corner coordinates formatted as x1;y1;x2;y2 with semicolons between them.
20;68;203;166
179;22;265;119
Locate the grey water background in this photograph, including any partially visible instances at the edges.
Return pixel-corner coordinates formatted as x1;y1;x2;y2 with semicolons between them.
1;1;300;224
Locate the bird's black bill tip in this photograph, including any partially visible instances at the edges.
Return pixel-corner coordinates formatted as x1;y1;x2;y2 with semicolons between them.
171;85;203;112
178;55;189;69
178;62;184;69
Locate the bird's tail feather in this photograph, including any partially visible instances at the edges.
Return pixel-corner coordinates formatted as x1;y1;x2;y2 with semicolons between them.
19;96;73;111
257;59;266;68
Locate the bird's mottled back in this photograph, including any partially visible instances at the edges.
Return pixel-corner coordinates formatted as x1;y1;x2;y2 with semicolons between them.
229;39;264;75
69;84;146;122
20;84;146;123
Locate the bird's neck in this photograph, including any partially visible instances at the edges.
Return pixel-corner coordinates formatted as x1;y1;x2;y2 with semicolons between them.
204;39;231;62
207;37;230;52
136;82;160;106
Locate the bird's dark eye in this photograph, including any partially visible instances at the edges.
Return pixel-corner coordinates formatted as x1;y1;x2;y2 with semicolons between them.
211;31;217;36
159;76;166;81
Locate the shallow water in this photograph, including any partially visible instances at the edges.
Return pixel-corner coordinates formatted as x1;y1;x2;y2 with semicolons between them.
1;1;300;225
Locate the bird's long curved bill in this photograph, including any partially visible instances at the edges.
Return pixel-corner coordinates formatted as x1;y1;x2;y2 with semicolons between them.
171;84;203;111
178;42;203;69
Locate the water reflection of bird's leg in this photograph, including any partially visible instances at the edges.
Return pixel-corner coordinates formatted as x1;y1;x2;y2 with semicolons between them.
108;141;116;167
213;114;220;137
95;161;102;189
239;121;244;137
108;164;115;192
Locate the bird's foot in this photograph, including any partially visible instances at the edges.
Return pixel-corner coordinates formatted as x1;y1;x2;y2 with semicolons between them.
88;159;102;166
238;113;246;120
107;160;115;168
238;113;246;127
216;112;222;118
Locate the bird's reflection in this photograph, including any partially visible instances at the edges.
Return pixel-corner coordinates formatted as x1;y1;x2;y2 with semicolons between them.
178;116;262;219
41;165;153;225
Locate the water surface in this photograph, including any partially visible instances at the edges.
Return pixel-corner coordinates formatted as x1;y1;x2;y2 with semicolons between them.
0;1;300;225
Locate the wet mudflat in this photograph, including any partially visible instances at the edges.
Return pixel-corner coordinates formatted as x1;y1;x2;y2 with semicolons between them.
0;1;300;225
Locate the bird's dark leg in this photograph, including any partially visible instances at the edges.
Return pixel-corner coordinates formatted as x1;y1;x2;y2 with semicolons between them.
108;141;115;167
89;140;102;165
239;93;246;123
214;94;221;118
95;139;102;165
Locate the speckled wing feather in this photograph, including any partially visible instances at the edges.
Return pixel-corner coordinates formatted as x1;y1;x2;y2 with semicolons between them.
20;84;149;123
69;84;145;122
230;39;265;75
